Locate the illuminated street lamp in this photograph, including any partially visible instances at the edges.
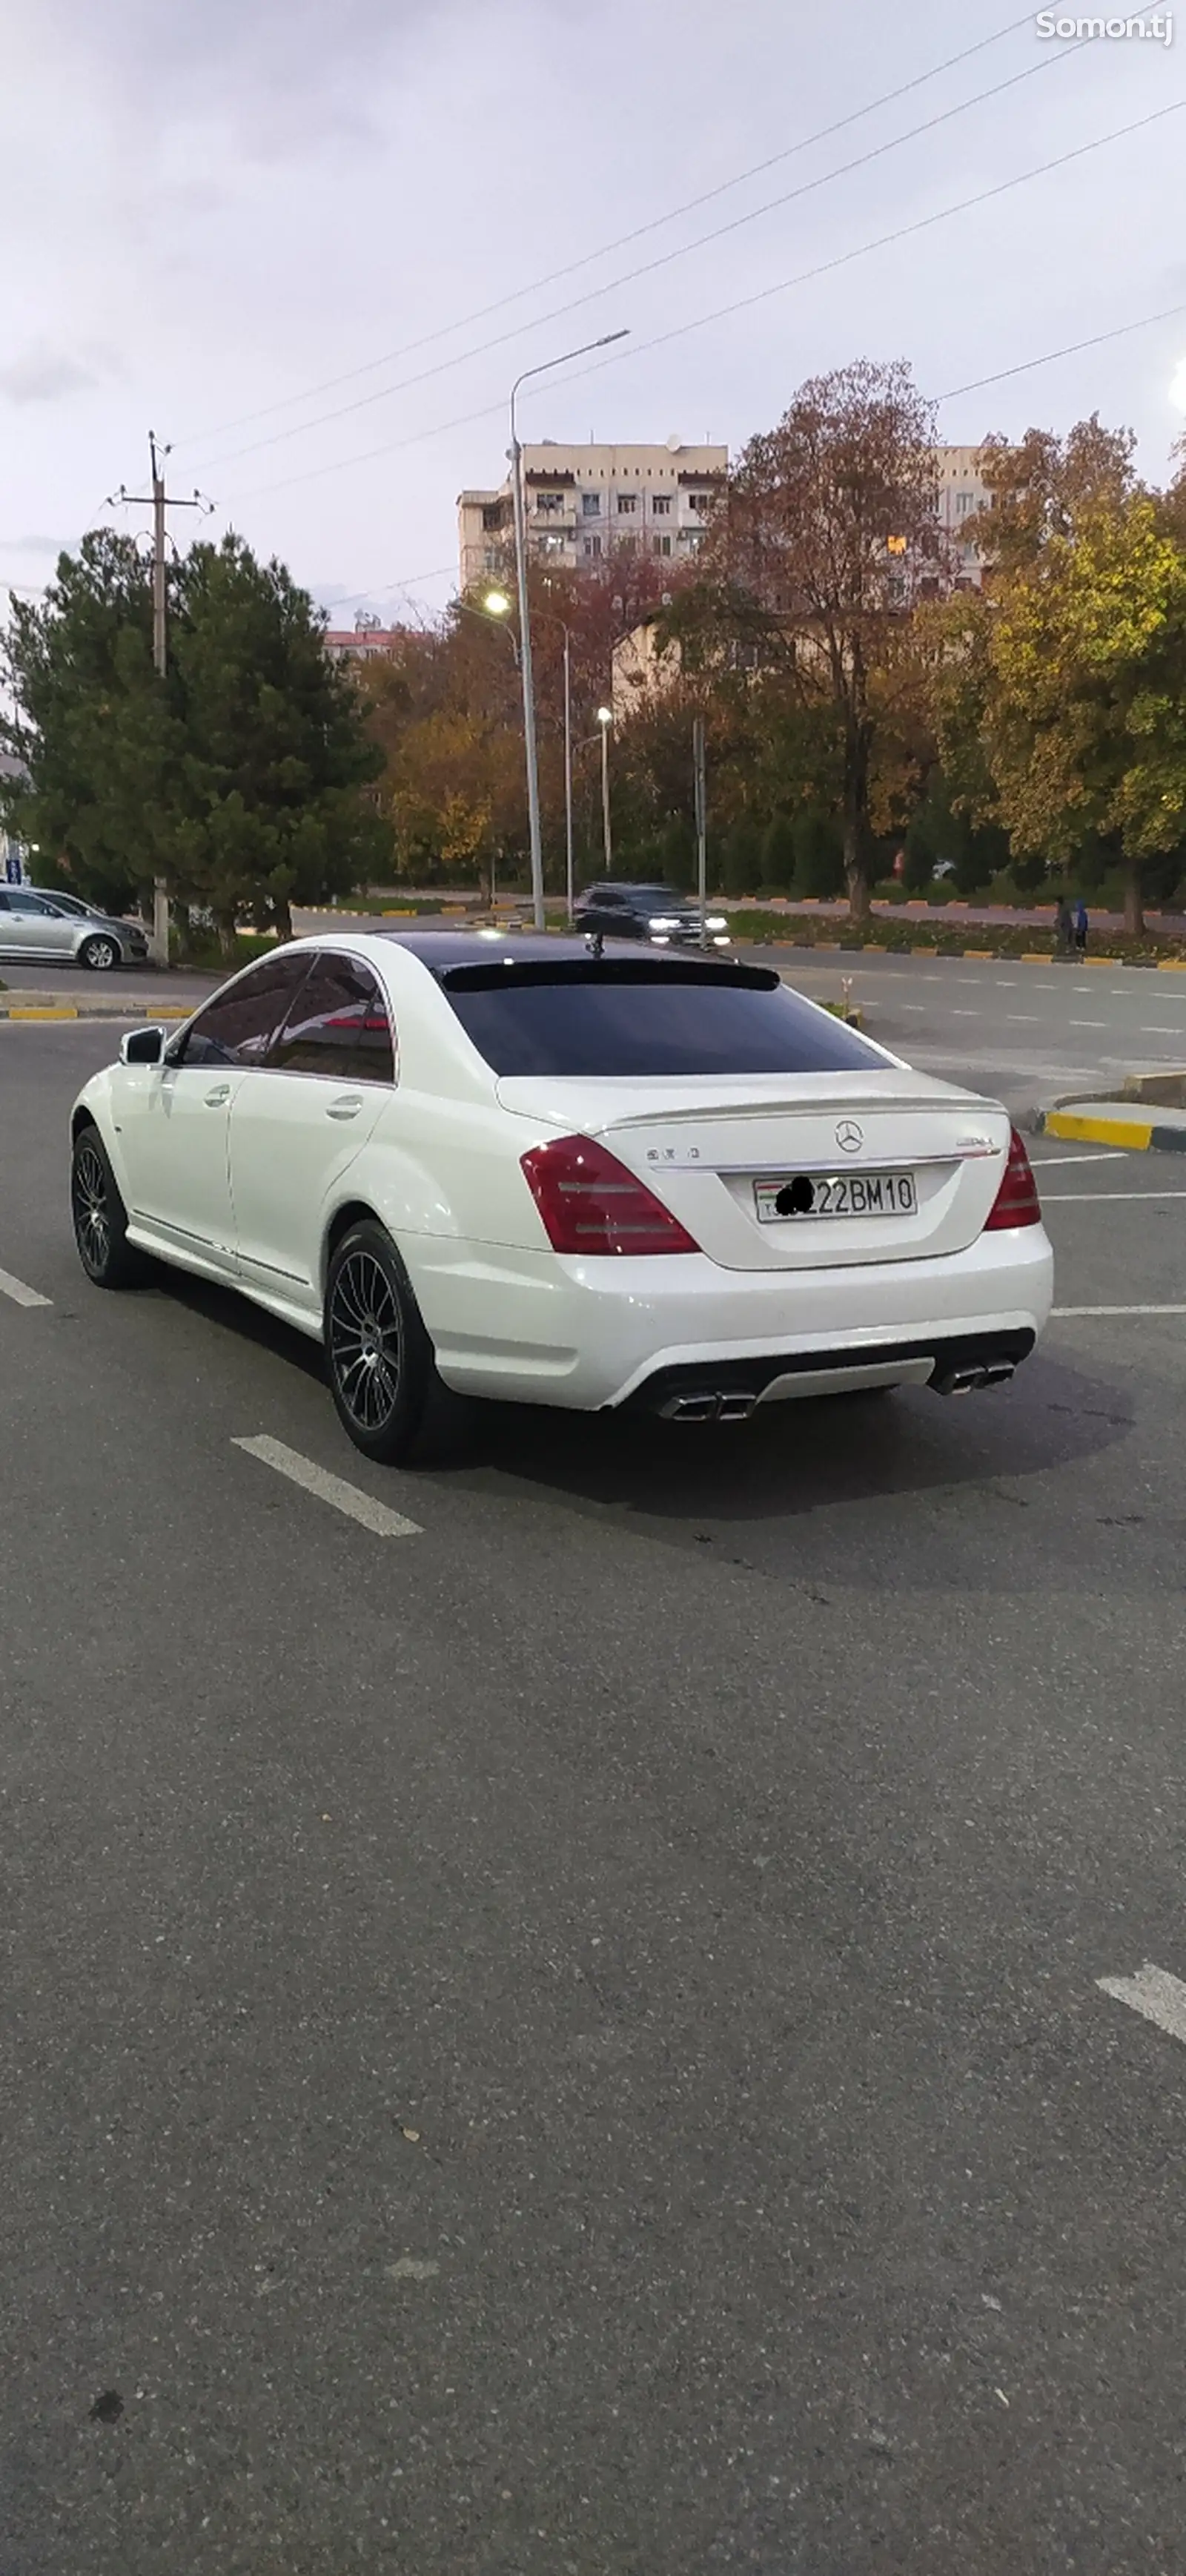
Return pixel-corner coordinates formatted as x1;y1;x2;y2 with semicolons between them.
596;705;613;875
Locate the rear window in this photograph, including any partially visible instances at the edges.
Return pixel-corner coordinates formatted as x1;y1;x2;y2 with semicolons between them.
439;960;883;1077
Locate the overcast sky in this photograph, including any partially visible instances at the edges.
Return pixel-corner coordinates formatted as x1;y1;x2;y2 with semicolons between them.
1;0;1184;627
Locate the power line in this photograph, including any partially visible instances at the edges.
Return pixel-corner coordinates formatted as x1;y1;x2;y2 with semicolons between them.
174;8;1041;463
935;304;1186;403
225;93;1186;509
320;564;457;612
199;42;1079;479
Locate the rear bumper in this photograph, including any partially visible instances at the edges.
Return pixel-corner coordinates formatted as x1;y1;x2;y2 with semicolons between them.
409;1224;1053;1412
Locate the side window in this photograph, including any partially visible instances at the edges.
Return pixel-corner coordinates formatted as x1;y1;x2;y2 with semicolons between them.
13;891;59;914
268;951;395;1084
177;953;313;1069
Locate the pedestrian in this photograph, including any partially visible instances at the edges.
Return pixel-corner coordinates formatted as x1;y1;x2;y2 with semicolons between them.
1055;896;1073;958
1074;897;1089;954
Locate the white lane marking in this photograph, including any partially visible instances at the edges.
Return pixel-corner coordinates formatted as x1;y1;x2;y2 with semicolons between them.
898;1004;927;1013
1052;1303;1186;1316
1069;1020;1107;1029
995;980;1017;988
1042;1191;1186;1203
1031;1150;1126;1164
1098;1963;1186;2047
232;1436;422;1536
1007;1014;1040;1023
951;1008;981;1017
0;1264;51;1310
1144;1026;1183;1034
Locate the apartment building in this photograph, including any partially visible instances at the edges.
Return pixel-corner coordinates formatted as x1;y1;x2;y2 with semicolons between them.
935;443;992;586
457;437;728;592
322;614;409;663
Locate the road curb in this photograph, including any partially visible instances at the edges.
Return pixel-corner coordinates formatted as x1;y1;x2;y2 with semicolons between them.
1036;1106;1186;1154
0;1001;191;1023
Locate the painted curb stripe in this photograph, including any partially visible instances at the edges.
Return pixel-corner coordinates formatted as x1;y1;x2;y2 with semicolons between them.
1044;1111;1154;1149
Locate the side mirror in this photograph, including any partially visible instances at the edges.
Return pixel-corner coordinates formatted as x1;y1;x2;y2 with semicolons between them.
119;1025;165;1066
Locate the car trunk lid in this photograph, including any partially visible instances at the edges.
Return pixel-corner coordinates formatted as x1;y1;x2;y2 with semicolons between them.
496;1070;1011;1268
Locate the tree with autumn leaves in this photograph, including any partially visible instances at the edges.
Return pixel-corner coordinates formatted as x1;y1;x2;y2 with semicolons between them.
931;423;1186;933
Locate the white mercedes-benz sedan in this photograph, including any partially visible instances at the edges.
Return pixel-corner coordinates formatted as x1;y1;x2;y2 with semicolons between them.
69;932;1053;1463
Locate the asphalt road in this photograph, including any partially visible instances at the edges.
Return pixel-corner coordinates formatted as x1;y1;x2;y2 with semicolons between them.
2;1020;1186;2573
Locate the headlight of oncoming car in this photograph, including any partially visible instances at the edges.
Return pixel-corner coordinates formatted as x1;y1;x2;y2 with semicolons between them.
705;914;727;931
648;915;680;930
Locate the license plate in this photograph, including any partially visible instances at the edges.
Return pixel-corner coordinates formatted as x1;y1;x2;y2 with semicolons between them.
754;1170;918;1222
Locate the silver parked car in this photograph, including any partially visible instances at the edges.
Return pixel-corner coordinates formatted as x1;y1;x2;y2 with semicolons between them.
0;885;149;970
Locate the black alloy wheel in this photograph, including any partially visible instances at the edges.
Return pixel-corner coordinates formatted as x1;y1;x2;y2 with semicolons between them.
70;1128;142;1287
324;1220;465;1465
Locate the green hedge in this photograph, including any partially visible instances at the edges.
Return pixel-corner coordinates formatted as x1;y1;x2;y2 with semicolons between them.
726;912;1186;964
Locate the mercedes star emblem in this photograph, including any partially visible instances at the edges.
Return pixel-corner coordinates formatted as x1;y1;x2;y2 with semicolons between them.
835;1119;864;1155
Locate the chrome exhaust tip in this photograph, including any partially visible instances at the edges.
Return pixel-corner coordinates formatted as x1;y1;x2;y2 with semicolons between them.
659;1388;758;1423
933;1361;1016;1397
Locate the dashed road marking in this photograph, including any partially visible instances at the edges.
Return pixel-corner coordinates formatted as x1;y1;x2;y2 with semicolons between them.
1042;1191;1186;1203
1031;1151;1126;1165
232;1436;422;1536
0;1264;51;1310
1098;1964;1186;2047
1052;1303;1186;1317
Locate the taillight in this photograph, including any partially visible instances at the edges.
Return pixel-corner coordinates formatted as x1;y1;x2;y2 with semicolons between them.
984;1127;1042;1230
521;1135;700;1255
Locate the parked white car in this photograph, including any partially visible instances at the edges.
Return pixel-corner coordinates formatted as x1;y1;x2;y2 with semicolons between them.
69;933;1053;1462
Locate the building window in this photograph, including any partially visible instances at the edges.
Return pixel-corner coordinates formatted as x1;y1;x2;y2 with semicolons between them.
616;534;637;558
652;494;672;515
688;492;712;515
652;533;672;558
616;493;637;515
534;533;566;559
678;526;704;551
583;535;603;559
582;492;601;518
535;490;564;515
482;503;506;532
955;490;975;517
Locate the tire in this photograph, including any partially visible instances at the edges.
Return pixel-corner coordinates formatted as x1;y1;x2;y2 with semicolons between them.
70;1126;144;1287
79;934;120;972
324;1220;466;1466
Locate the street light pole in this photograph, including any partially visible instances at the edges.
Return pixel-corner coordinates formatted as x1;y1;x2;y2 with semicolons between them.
597;706;613;874
509;330;628;931
563;630;574;924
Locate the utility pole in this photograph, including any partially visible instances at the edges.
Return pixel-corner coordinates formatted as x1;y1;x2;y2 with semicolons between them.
108;435;208;969
693;714;707;945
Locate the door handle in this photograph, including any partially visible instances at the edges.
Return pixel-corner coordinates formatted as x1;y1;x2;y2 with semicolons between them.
204;1084;231;1106
326;1094;364;1120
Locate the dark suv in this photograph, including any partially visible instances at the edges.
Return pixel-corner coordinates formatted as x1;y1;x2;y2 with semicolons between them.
573;883;730;948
